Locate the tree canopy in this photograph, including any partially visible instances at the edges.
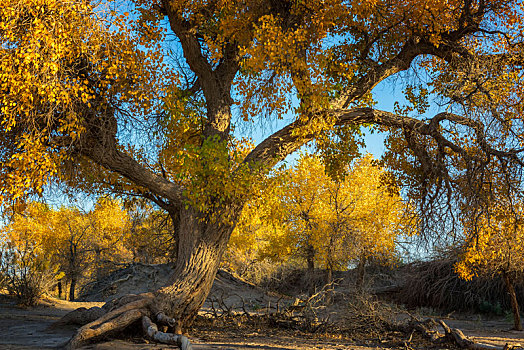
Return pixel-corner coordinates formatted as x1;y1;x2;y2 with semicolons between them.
1;0;523;221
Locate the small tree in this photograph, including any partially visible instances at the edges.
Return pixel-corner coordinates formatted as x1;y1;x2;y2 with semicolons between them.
456;202;524;331
0;203;58;305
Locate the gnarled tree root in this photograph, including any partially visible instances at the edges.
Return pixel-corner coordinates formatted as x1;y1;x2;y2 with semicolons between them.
414;318;522;350
59;294;193;350
48;306;106;328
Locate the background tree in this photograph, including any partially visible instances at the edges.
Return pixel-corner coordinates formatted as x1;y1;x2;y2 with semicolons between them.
319;155;409;288
278;154;329;273
0;198;132;301
231;153;411;290
1;0;523;346
124;201;176;264
0;202;59;305
52;199;132;300
456;198;524;331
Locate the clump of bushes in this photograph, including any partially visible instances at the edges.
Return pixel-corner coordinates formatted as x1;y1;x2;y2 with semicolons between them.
0;242;56;306
344;292;402;336
396;259;524;314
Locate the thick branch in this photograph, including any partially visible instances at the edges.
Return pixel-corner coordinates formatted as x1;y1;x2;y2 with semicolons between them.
163;1;239;140
334;0;489;110
242;107;524;172
242;108;395;169
81;139;183;207
162;2;214;84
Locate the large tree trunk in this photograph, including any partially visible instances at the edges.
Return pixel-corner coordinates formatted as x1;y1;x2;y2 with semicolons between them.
65;205;241;349
502;271;523;331
152;206;236;333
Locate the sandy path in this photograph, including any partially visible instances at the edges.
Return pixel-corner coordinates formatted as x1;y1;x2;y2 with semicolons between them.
1;295;522;350
0;296;104;349
0;296;378;350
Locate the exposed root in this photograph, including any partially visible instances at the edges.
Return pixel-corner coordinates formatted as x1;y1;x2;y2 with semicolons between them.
60;293;194;350
103;292;154;312
64;295;154;349
48;306;106;328
53;292;156;329
155;311;182;333
142;315;192;350
65;308;146;349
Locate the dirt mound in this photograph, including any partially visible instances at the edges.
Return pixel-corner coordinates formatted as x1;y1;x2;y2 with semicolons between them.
78;263;279;313
79;263;174;302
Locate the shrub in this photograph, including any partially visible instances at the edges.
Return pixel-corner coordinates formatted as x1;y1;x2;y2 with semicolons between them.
344;292;401;336
0;241;55;306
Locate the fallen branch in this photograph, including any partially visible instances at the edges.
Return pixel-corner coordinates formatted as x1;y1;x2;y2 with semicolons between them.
414;318;523;350
439;320;521;350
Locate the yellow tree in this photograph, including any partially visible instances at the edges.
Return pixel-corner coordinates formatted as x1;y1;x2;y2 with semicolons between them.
0;202;59;305
279;154;330;272
1;0;524;346
88;198;133;279
456;200;524;331
1;199;132;301
254;154;406;286
51;198;132;301
319;155;406;287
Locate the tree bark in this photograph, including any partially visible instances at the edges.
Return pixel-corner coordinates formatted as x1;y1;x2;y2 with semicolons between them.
305;242;316;295
502;271;522;331
325;263;334;304
356;254;367;291
326;265;333;286
306;242;315;272
70;278;76;301
57;280;62;299
151;206;236;333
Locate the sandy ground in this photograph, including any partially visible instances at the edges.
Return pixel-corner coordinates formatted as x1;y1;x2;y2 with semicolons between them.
442;317;524;348
0;295;372;350
1;265;522;350
0;294;523;350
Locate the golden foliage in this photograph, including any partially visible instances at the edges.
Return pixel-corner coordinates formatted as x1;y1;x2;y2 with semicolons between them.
231;154;414;269
1;198;133;293
456;200;524;281
0;0;168;203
